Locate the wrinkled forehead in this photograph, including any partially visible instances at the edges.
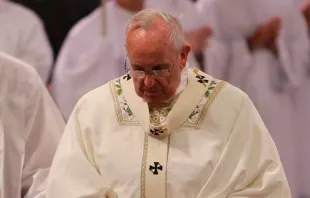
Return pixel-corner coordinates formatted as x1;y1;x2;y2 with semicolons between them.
126;27;176;60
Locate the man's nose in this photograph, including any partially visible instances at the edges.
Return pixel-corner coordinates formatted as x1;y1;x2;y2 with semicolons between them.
144;74;156;88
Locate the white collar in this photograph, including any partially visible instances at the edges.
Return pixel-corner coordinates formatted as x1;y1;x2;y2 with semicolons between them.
174;62;189;96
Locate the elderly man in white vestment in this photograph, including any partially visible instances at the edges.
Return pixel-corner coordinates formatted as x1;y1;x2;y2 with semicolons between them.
196;0;310;196
46;9;291;198
0;0;53;83
0;52;65;197
51;0;210;121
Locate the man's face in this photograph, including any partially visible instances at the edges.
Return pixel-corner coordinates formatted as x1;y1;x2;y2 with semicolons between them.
126;23;190;104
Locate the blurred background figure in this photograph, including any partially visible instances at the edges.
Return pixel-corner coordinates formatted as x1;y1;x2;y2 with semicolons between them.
11;0;100;56
0;52;64;198
50;0;211;120
0;0;53;83
295;1;310;197
10;0;100;83
197;0;310;197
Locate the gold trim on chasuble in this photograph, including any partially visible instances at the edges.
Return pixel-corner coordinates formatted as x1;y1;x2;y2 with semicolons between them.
140;133;171;198
110;71;226;129
182;70;226;129
109;69;225;198
109;78;139;125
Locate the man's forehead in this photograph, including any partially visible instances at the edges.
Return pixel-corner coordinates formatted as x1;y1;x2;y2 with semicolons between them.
129;27;169;42
126;21;175;58
127;18;171;41
127;29;172;55
129;50;171;61
128;48;174;66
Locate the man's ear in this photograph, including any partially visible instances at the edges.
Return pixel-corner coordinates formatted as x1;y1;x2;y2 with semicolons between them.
180;44;191;69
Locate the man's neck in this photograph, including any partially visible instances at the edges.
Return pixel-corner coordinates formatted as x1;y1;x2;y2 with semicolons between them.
116;0;143;13
148;93;181;108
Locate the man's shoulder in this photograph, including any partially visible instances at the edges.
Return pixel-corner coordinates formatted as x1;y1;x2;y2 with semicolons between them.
190;71;255;139
182;69;251;131
216;78;248;108
194;69;248;107
197;69;250;122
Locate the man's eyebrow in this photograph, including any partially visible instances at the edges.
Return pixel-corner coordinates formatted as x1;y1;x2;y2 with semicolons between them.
131;64;144;68
131;64;169;69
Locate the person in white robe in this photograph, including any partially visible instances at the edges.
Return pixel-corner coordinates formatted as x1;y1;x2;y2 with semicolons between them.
293;2;310;197
196;0;310;197
0;52;65;198
0;0;53;83
50;0;209;121
46;9;291;198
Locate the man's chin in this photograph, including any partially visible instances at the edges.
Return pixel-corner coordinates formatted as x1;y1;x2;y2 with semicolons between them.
141;92;175;104
142;97;161;104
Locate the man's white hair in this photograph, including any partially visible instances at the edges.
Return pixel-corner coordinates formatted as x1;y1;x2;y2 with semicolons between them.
125;9;188;51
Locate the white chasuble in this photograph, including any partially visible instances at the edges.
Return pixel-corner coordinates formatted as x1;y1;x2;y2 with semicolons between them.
46;69;291;198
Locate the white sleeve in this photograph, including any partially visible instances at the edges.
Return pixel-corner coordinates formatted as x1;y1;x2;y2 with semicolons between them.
209;39;253;90
46;99;111;198
198;0;251;82
274;3;310;90
22;81;64;198
211;37;289;97
198;95;291;197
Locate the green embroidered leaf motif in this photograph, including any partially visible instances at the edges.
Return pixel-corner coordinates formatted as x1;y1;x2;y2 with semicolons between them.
115;84;121;88
205;91;210;97
117;89;122;96
208;86;215;90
